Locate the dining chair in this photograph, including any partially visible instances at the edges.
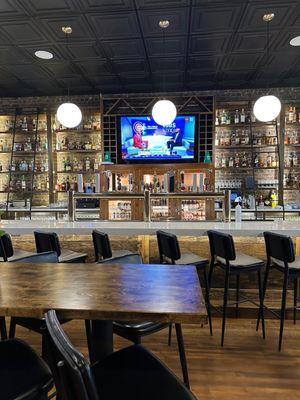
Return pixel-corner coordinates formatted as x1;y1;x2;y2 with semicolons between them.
156;230;213;336
0;232;34;262
96;252;190;388
9;251;69;361
34;230;87;263
92;230;132;262
0;338;53;400
207;230;265;346
257;231;300;351
45;309;197;400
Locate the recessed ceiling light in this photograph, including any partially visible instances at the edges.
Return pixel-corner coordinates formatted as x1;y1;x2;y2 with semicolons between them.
35;50;53;60
290;36;300;46
263;13;275;22
159;20;170;28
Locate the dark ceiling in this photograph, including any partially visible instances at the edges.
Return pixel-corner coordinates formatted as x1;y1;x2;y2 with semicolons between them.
0;0;299;97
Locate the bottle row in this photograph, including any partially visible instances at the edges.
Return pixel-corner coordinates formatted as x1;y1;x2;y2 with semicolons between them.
55;177;95;193
285;152;300;168
14;136;48;152
53;115;100;132
0;118;48;133
215;130;277;147
8;160;49;173
216;153;279;168
60;157;102;172
285;172;300;189
215;109;253;125
284;131;300;145
56;137;101;151
285;106;300;124
1;176;49;192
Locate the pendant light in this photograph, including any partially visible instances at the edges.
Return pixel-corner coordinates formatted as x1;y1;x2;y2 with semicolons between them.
152;20;177;126
253;13;281;122
56;26;82;129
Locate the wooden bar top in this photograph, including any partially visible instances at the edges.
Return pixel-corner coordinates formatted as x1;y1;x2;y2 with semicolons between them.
0;262;206;324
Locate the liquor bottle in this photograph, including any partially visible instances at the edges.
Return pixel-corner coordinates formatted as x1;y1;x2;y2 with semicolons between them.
66;158;72;172
215;111;219;126
228;156;234;167
271;155;276;168
224;133;230;146
66;177;71;191
94;158;99;171
267;153;272;167
22;117;28;131
293;152;298;167
254;154;259;168
85;157;91;171
21;175;26;190
61;179;66;191
221;110;226;125
221;154;227;168
231;132;236;145
215;133;219;146
241;152;247;167
220;131;225;146
240;108;246;123
234;110;239;124
0;140;3;152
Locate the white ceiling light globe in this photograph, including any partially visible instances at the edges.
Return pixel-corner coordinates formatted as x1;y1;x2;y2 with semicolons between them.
253;95;281;122
152;100;177;126
56;102;82;128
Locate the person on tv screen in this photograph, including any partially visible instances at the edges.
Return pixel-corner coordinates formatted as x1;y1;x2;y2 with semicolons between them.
167;128;182;153
133;124;148;149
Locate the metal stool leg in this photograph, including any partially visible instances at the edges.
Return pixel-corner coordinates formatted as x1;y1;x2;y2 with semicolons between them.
236;274;240;318
203;266;213;335
256;262;270;331
257;269;266;339
221;267;230;347
9;317;16;339
175;323;190;389
294;277;297;325
279;269;289;352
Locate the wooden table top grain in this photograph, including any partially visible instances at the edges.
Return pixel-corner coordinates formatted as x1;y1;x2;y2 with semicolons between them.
0;262;207;324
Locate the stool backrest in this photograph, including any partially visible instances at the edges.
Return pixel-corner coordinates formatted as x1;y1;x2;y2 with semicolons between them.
34;231;61;257
207;230;236;262
0;233;14;261
156;230;181;263
99;253;142;264
263;231;295;264
45;310;99;400
92;230;112;261
14;251;59;263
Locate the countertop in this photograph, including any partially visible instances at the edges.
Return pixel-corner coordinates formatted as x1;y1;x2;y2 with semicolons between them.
1;220;300;237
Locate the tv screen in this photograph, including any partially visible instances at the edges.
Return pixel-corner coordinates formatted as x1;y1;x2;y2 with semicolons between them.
118;115;197;163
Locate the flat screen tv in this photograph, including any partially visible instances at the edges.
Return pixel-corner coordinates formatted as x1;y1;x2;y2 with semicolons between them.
117;115;198;164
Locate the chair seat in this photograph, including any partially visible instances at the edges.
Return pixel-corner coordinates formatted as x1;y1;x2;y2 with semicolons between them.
0;338;53;400
93;344;196;400
58;249;87;263
272;255;300;270
7;249;35;262
113;321;169;339
175;252;208;266
108;249;133;260
217;252;264;268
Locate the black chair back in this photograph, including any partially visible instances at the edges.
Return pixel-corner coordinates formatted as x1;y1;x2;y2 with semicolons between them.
264;231;295;264
156;230;181;263
45;310;99;400
92;230;112;261
207;230;236;262
34;231;61;257
99;253;142;264
14;251;59;263
0;233;14;261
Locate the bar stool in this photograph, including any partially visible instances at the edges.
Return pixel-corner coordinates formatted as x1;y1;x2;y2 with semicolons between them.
34;231;87;263
0;233;34;262
156;230;212;336
92;230;132;262
257;231;300;351
207;230;265;346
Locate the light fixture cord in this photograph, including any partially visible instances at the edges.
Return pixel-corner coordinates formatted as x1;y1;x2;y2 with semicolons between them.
266;20;270;91
163;27;166;94
66;31;70;99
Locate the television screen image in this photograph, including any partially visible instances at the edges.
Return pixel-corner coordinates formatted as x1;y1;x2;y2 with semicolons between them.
119;115;197;162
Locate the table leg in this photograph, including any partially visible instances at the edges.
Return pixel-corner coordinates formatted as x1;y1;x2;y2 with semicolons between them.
85;320;113;364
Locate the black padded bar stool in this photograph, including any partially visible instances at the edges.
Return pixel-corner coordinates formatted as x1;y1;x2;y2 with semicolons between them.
257;231;300;351
207;230;265;346
34;230;87;263
156;230;212;336
95;252;190;388
92;230;132;262
0;233;34;262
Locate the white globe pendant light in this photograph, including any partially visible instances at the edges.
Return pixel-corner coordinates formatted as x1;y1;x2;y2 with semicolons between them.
56;26;82;128
253;95;281;122
152;99;177;126
56;102;82;128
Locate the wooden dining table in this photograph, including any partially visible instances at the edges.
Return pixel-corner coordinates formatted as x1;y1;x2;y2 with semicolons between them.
0;261;207;364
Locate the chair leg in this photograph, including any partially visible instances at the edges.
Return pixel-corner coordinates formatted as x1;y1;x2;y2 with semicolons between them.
9;317;16;339
294;278;297;325
208;259;214;289
175;323;190;389
221;268;230;347
279;269;289;352
256;262;270;331
203;266;213;335
236;274;240;318
168;324;172;346
257;269;266;339
0;317;7;340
